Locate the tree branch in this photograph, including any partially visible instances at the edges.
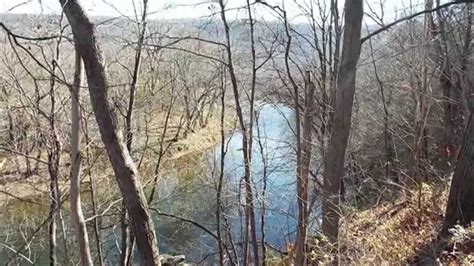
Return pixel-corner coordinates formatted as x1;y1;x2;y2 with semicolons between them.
150;208;217;239
361;0;474;44
0;22;67;41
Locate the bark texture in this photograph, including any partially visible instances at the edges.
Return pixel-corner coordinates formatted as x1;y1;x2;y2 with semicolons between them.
70;41;93;266
321;0;363;244
295;71;316;265
59;1;160;264
444;97;474;231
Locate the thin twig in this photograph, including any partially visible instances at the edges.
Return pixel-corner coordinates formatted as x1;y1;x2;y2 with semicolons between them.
362;0;474;43
0;242;34;264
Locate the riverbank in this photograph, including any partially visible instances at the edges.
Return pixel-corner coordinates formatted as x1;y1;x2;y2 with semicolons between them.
0;112;233;263
0;114;232;207
4;105;467;265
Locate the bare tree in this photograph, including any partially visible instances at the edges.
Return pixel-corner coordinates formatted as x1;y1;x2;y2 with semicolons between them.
411;0;434;183
59;0;160;264
83;118;105;265
295;71;316;265
435;0;472;167
121;1;149;263
367;32;400;182
443;1;474;233
217;1;259;264
216;62;228;265
443;98;474;232
321;0;363;246
69;39;93;265
46;24;65;266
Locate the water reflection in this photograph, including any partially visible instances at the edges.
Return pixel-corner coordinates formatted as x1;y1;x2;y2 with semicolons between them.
152;103;298;264
0;104;299;265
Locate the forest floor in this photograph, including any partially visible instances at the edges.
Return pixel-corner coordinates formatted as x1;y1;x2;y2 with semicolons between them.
338;182;474;264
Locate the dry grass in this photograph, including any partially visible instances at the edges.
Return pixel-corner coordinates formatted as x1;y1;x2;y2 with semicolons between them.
0;113;233;207
338;182;449;264
137;114;235;183
166;115;232;161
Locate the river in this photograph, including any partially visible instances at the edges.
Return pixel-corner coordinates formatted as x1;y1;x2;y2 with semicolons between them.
151;103;298;264
0;104;301;265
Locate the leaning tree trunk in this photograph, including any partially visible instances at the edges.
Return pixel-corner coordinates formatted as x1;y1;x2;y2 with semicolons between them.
70;40;93;266
59;0;160;264
321;0;363;245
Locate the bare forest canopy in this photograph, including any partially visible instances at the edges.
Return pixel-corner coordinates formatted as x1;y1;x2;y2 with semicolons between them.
0;0;473;265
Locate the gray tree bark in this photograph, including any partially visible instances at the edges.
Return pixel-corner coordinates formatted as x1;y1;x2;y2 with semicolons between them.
70;41;93;266
59;0;160;264
295;71;316;265
443;2;474;233
321;0;363;245
444;103;474;231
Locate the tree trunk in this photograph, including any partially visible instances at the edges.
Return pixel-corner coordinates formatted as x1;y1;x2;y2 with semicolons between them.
59;1;160;264
413;0;434;183
70;41;93;266
48;31;63;266
443;2;474;231
326;0;342;142
122;1;148;263
84;121;105;266
321;0;363;245
444;110;474;231
125;0;148;153
256;114;268;266
218;1;259;264
438;1;471;166
216;66;226;265
295;71;316;265
47;107;61;266
367;34;399;182
48;169;58;266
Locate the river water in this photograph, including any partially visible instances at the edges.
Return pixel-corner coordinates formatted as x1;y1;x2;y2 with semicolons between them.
0;104;300;265
152;103;298;264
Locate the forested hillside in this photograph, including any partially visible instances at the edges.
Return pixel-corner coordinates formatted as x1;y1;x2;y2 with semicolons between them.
0;0;473;265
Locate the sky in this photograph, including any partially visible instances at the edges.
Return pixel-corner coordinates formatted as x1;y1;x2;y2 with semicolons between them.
0;0;428;22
